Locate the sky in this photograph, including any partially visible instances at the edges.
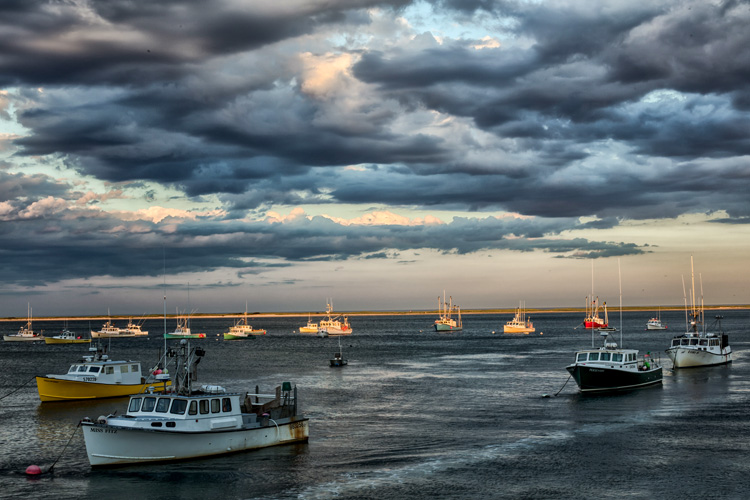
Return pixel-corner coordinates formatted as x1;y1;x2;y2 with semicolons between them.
1;0;749;317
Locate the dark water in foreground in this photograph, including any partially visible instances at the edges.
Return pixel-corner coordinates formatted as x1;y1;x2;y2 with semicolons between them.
1;311;749;499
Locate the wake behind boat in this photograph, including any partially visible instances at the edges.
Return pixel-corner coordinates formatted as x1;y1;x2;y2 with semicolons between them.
80;340;308;467
665;257;731;368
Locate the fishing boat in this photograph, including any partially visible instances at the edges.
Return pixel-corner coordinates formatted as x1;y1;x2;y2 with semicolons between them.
583;296;608;329
3;304;43;342
79;340;308;467
665;257;731;368
330;337;348;367
434;291;462;331
122;318;149;336
566;261;663;393
44;328;91;344
503;301;535;334
566;332;663;393
318;301;352;336
36;345;169;402
164;313;206;339
299;314;319;334
646;317;667;330
91;318;123;339
224;304;266;340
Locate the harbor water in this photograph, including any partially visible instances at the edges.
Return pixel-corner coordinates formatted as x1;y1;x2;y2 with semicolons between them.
1;310;749;499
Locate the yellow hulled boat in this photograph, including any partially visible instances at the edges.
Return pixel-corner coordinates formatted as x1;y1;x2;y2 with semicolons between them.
36;347;170;402
44;329;91;344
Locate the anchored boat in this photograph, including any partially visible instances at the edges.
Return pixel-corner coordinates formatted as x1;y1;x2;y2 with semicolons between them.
80;340;308;467
503;301;535;334
665;257;731;368
44;328;91;344
299;314;319;334
330;337;348;367
36;345;169;402
224;303;266;340
318;300;352;336
434;291;462;332
3;304;42;342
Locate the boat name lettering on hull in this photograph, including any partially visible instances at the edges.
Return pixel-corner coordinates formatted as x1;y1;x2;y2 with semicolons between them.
91;427;118;434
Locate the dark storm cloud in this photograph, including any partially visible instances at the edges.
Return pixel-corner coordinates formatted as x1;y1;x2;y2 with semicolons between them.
2;0;749;290
0;189;640;286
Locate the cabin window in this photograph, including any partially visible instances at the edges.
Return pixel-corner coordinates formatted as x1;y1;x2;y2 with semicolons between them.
699;339;707;346
222;398;232;412
88;366;100;373
188;401;198;415
211;399;221;413
155;398;170;413
142;397;156;412
576;353;587;362
710;339;718;346
131;364;139;372
672;339;680;347
199;399;210;414
129;398;142;412
120;365;130;374
68;365;78;373
600;353;611;361
588;353;600;361
78;366;87;372
681;339;689;346
105;367;114;374
612;353;623;362
170;399;188;415
689;339;699;346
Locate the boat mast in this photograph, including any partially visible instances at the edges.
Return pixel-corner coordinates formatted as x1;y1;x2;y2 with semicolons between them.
618;259;623;347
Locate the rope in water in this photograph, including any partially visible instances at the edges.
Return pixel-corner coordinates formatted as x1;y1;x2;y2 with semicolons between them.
0;376;36;400
47;424;81;473
554;374;572;397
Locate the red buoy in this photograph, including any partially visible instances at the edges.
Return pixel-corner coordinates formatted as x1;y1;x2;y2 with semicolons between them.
25;465;42;475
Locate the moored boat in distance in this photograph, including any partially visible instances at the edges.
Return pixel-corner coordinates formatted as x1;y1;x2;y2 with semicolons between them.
665;257;731;368
164;312;206;339
646;307;667;330
330;337;348;367
224;303;266;340
583;295;608;329
44;328;91;344
503;301;535;334
299;314;319;334
434;291;462;332
4;304;43;342
79;340;308;467
122;317;149;336
318;300;352;336
36;345;170;402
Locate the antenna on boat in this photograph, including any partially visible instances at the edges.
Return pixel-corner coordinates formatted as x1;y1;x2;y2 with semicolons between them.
163;247;167;357
618;258;623;347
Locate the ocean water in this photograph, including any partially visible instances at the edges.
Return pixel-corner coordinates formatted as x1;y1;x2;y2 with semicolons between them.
1;310;749;499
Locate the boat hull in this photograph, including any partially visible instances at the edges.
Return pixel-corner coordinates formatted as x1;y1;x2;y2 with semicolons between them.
91;332;147;338
44;337;91;344
223;333;257;340
503;325;534;334
36;377;171;402
164;333;206;339
566;365;663;393
3;335;43;341
434;323;461;332
666;347;732;368
299;327;318;334
320;328;352;336
81;417;309;467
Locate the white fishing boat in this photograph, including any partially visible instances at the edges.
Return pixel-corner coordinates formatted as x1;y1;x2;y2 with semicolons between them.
122;318;149;336
665;257;731;368
224;303;266;340
503;301;535;334
80;340;308;467
36;345;168;402
165;312;206;339
299;314;319;334
567;261;663;393
91;315;132;339
3;304;43;342
646;317;667;330
434;291;462;332
318;301;352;336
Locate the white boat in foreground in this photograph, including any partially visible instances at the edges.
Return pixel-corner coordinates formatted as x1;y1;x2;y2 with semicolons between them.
80;340;308;467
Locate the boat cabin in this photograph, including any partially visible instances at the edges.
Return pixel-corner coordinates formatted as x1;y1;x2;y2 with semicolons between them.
63;358;144;385
670;334;728;350
573;347;657;371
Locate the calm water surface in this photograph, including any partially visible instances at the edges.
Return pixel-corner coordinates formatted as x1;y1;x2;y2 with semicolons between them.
1;311;749;499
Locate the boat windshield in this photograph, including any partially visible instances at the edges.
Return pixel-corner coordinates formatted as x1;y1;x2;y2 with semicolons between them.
170;399;188;415
576;353;587;362
612;353;623;362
